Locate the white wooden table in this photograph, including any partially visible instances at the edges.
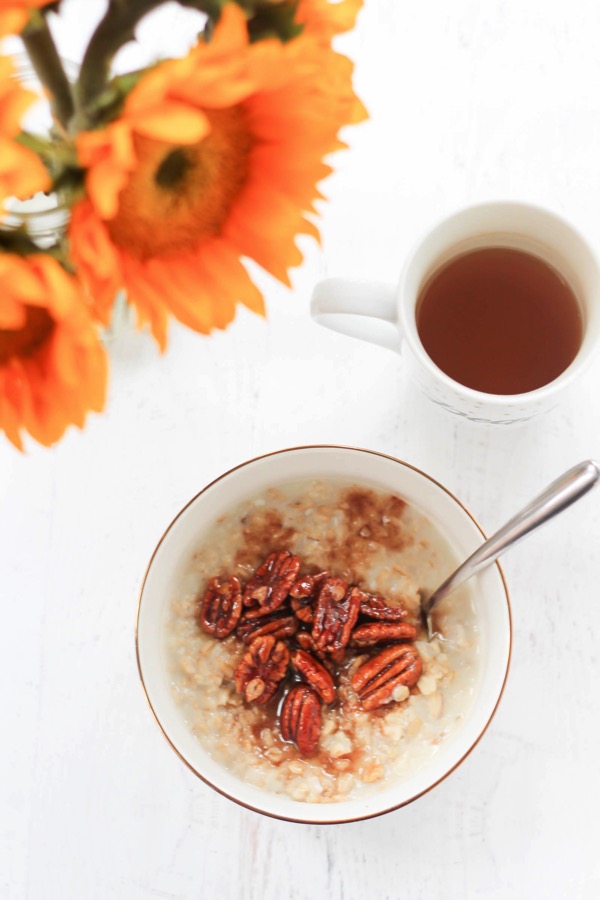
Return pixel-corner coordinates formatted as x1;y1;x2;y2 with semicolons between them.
2;1;600;897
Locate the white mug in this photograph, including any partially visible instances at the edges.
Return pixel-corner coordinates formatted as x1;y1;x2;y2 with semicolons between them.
311;201;600;424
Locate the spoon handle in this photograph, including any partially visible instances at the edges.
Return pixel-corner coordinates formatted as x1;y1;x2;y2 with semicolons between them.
425;459;600;616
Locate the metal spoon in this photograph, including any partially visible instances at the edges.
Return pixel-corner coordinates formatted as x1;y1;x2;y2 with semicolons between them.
421;459;600;639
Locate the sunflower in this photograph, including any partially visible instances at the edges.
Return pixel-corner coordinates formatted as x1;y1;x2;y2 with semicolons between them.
0;0;55;38
0;55;51;203
0;250;108;449
71;2;366;348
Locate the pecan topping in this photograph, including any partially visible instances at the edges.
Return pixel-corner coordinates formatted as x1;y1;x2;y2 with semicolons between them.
280;684;322;755
290;571;329;598
234;635;290;705
237;608;298;644
242;550;300;612
291;648;336;704
351;621;418;647
359;594;408;622
351;644;422;710
199;544;427;757
296;631;316;651
295;631;331;664
290;575;315;599
312;579;361;657
289;572;328;624
290;600;314;624
199;576;242;638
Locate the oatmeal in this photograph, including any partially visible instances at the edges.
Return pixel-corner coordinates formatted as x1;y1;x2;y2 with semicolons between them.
166;480;481;803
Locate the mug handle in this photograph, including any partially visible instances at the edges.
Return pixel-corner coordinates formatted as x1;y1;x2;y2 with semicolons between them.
310;278;402;353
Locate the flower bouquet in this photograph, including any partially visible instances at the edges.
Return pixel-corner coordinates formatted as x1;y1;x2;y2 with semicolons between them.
0;0;365;449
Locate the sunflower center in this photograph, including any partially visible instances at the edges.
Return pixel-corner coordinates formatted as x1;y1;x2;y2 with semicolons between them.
0;305;54;365
107;106;253;259
155;148;193;190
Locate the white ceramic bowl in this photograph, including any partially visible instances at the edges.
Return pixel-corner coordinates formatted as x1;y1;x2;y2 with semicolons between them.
136;446;512;823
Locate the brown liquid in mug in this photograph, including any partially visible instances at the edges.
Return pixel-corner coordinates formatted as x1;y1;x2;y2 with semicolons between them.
415;247;583;394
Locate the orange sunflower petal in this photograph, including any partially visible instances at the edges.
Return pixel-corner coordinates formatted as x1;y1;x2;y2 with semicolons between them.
0;11;27;37
0;140;51;200
77;123;137;220
0;55;44;131
0;57;51;202
128;104;209;144
119;255;169;351
196;239;265;319
0;362;28;449
0;252;46;304
139;254;224;335
0;294;25;328
296;0;363;41
0;0;58;37
68;199;123;324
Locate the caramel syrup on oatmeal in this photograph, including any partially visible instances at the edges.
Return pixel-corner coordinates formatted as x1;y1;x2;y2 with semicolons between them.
416;246;582;394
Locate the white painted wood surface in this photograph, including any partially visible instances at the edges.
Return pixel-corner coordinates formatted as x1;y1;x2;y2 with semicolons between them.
2;1;600;897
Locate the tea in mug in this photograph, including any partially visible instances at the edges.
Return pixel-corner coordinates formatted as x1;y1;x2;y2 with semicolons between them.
415;247;583;395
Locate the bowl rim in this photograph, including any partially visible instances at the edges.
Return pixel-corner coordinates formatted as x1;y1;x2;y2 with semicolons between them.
135;444;513;824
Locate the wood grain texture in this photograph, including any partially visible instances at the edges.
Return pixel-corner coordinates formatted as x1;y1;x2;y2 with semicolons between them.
2;0;600;897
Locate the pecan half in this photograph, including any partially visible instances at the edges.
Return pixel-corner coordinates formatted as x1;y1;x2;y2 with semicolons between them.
242;550;300;612
237;608;298;644
351;644;422;710
289;575;316;599
290;571;329;599
280;684;322;755
312;579;361;658
359;594;408;622
199;576;242;638
289;572;328;624
290;600;314;625
234;636;290;705
351;621;418;647
295;631;331;664
291;648;336;704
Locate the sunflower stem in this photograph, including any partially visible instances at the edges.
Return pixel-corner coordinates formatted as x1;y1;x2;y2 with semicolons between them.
75;0;164;125
75;0;233;127
21;12;75;131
